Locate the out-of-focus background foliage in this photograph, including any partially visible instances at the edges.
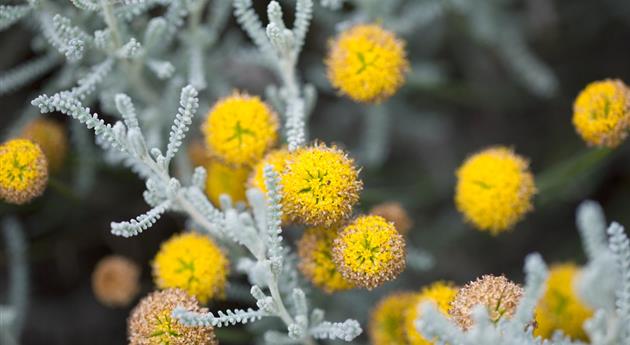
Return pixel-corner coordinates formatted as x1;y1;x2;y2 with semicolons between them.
2;0;630;344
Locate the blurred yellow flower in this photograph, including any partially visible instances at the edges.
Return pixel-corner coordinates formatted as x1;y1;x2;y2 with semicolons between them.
370;292;416;345
203;92;278;166
0;139;48;205
205;160;250;206
249;147;291;195
326;24;408;103
152;232;229;304
404;282;458;345
455;146;536;234
573;79;630;148
21;118;67;173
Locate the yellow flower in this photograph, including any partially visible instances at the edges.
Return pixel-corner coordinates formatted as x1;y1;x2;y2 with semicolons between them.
455;146;536;234
403;282;458;345
369;292;416;345
534;263;593;341
297;226;355;293
0;139;48;205
202;92;278;166
326;24;409;103
249;148;292;194
128;289;217;345
449;275;524;330
152;232;229;304
205;160;250;206
573;79;630;148
281;143;362;226
21;118;67;173
332;215;406;289
370;201;413;235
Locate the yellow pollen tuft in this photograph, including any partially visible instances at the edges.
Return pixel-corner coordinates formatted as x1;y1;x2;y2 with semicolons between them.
205;160;251;206
369;292;416;345
297;226;355;293
202;92;278;167
573;79;630;148
326;23;409;103
534;263;593;341
403;282;459;345
455;146;536;234
281;143;362;227
152;232;229;304
332;215;406;289
21;118;68;173
0;139;48;205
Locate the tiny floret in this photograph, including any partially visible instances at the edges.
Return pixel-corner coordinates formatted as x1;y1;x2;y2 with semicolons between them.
534;263;593;341
369;292;416;345
153;232;229;304
404;281;458;345
21;118;68;173
449;275;524;330
282;143;362;227
370;201;413;235
128;289;217;345
332;215;406;289
326;24;409;103
0;139;48;205
92;255;141;307
205;160;250;206
297;226;355;293
455;146;536;234
573;79;630;148
203;92;278;166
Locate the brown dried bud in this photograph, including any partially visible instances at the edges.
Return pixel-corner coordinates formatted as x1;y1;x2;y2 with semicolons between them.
369;201;413;235
92;255;141;307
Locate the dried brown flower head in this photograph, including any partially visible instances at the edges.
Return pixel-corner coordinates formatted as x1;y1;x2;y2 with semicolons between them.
369;201;413;235
449;275;523;330
92;255;141;307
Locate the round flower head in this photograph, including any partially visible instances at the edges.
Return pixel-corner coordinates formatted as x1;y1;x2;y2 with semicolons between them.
455;146;536;234
404;282;458;345
297;226;355;293
203;92;278;166
282;143;362;226
205;160;250;206
332;215;406;289
370;201;413;235
128;289;217;345
153;232;229;304
534;263;593;340
0;139;48;205
369;292;416;345
450;275;524;330
249;148;292;194
21;118;67;173
573;79;630;148
326;23;409;103
92;255;141;307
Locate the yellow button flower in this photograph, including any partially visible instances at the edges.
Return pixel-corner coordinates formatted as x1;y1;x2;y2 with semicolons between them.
449;275;523;330
282;143;362;227
297;226;355;293
369;292;416;345
403;282;458;345
332;215;406;289
152;232;229;304
534;263;593;341
248;147;292;195
202;92;278;166
205;160;250;206
326;24;409;103
128;289;217;345
573;79;630;148
21;118;68;173
455;146;536;234
0;139;48;205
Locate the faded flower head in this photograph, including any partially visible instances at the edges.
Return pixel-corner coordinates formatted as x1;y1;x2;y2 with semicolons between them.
153;232;229;304
282;143;362;226
332;215;406;289
21;118;68;173
455;146;536;234
370;201;413;235
297;226;355;293
449;275;523;330
0;139;48;205
202;92;278;167
326;23;408;103
404;281;458;345
573;79;630;148
188;138;212;168
128;288;217;345
92;255;141;307
534;263;593;341
369;292;416;345
205;160;250;206
249;147;292;195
